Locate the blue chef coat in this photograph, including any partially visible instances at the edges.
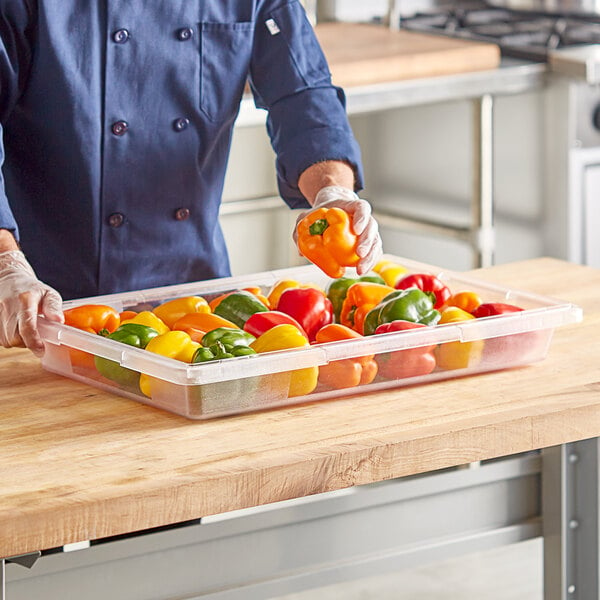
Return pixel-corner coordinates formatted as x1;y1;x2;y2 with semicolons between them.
0;0;363;300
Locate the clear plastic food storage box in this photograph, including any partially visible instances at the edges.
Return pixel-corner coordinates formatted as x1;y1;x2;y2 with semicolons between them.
38;256;582;419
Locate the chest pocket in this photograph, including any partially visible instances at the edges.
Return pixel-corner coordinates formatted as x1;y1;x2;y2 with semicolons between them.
199;22;254;122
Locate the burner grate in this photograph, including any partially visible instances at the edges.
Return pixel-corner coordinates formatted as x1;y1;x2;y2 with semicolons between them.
401;4;600;61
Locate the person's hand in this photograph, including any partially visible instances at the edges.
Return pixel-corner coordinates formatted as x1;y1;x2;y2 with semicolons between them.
0;250;64;356
294;185;383;275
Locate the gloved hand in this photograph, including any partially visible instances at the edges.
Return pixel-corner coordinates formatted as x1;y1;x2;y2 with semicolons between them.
0;250;64;356
295;185;383;275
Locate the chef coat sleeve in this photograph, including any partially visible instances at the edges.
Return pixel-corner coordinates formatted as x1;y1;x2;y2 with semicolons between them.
248;0;364;209
0;1;33;240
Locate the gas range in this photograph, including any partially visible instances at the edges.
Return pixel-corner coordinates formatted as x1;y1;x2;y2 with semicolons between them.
399;1;600;62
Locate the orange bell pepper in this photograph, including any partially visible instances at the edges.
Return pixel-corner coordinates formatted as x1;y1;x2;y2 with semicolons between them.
172;312;239;342
314;324;378;389
63;304;120;334
443;291;482;314
63;304;121;370
339;282;394;334
119;310;138;321
296;207;360;278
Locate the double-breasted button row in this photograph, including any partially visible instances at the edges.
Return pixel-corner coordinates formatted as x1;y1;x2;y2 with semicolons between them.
111;27;194;43
107;209;191;227
111;118;189;135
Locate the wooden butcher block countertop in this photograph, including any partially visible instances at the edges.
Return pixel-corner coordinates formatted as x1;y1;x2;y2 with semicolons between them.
1;258;599;559
315;22;502;87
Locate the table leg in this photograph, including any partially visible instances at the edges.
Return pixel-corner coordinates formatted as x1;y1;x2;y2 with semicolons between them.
542;439;600;600
1;559;5;600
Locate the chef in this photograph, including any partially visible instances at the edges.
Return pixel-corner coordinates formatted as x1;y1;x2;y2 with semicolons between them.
0;1;382;356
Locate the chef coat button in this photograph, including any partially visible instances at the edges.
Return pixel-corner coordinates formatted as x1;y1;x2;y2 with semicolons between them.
174;207;190;221
176;27;194;41
173;117;190;132
111;121;129;136
108;213;125;228
112;29;130;44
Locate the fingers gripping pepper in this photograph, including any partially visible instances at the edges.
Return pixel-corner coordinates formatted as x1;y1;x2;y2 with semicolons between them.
362;288;441;336
395;273;451;310
296;207;360;278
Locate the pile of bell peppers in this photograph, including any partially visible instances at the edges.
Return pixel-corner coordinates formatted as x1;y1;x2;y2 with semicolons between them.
61;261;529;403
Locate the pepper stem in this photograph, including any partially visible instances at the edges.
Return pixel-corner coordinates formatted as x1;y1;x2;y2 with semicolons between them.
309;218;330;236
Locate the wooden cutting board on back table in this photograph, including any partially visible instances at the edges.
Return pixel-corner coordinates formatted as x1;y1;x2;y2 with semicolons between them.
314;22;501;87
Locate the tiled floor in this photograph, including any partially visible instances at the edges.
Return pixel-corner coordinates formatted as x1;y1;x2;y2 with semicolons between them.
274;538;543;600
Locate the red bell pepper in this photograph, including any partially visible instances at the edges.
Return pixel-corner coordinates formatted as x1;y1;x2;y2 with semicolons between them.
374;320;437;379
471;302;538;363
395;273;451;309
276;287;333;342
243;310;308;339
471;302;524;318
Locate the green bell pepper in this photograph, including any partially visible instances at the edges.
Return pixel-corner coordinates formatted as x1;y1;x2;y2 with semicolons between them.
213;291;268;328
201;327;256;348
326;274;386;321
94;323;159;388
362;288;441;336
193;341;257;362
192;327;257;362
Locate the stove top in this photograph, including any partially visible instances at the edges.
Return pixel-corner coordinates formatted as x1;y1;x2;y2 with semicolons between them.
399;2;600;61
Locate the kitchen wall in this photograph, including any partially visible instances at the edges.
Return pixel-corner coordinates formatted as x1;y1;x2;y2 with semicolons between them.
220;89;547;276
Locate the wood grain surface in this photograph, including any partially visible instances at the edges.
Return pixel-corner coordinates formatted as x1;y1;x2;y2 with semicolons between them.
1;258;599;558
315;23;501;87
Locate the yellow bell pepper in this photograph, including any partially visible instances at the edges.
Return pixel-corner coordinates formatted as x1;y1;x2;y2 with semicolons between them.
121;311;170;335
139;331;201;397
152;296;210;329
250;324;318;397
373;259;409;287
435;306;484;370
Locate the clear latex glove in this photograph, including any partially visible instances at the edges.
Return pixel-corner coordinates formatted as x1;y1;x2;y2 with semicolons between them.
0;250;64;356
294;186;383;275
